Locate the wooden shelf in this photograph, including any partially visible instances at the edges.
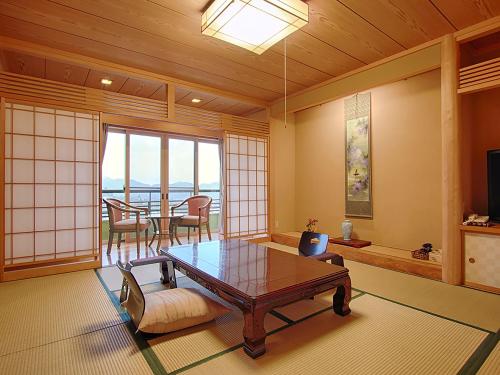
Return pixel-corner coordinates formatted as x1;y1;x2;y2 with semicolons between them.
459;224;500;235
330;237;371;248
271;233;442;281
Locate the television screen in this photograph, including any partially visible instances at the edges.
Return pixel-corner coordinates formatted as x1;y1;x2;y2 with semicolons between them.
488;149;500;222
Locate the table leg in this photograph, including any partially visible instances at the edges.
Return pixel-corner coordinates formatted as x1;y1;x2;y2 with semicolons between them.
168;219;174;246
333;275;352;316
242;308;267;358
156;219;162;253
160;260;177;288
174;221;182;245
149;218;158;247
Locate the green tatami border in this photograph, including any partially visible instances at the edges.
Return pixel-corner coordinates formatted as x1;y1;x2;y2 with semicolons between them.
94;269;169;375
95;266;498;375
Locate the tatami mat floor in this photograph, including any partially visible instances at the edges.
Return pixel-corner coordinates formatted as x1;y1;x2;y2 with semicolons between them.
0;241;498;374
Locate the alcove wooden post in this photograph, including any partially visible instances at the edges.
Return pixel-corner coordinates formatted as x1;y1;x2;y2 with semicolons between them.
441;34;463;285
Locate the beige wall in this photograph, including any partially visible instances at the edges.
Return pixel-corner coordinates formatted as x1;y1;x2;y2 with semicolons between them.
294;69;442;250
463;87;500;215
270;115;296;233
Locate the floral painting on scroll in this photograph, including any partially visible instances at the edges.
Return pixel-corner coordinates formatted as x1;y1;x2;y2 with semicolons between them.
344;92;372;217
346;116;370;202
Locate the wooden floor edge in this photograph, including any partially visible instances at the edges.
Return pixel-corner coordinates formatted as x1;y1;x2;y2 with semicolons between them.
2;260;100;282
271;233;442;281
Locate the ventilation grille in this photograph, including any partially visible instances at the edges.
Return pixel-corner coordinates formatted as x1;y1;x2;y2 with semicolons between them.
175;104;222;129
224;116;269;136
459;57;500;93
0;71;168;120
0;71;270;135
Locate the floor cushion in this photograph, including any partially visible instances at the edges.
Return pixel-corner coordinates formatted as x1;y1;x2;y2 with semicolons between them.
135;288;230;334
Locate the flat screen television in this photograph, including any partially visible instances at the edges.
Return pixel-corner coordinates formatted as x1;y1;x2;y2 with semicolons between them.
488;149;500;223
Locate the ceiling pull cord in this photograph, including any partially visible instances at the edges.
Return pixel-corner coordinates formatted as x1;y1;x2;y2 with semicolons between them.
284;38;287;129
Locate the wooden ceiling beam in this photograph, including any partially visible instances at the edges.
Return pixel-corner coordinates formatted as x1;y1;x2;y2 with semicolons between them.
0;35;269;108
271;37;442;115
454;15;500;43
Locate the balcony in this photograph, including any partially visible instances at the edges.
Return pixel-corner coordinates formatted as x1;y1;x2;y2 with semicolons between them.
102;186;221;242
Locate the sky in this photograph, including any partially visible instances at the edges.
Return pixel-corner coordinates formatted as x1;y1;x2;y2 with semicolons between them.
102;132;220;187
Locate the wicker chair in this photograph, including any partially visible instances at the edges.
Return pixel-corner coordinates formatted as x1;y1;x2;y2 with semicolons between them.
171;195;212;243
103;198;151;255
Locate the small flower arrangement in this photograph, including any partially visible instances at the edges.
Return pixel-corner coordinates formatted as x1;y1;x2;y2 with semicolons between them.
411;243;433;260
306;218;318;232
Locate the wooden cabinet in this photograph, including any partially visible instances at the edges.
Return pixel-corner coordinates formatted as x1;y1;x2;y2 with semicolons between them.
461;226;500;293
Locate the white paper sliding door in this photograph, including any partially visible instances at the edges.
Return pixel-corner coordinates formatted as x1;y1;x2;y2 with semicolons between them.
4;102;100;269
225;133;268;238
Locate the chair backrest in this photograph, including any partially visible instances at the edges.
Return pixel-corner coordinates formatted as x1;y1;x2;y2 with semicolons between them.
187;195;212;218
298;231;329;257
103;198;124;226
116;260;145;329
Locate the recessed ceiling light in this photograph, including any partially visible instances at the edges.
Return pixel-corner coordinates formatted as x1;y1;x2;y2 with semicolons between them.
192;98;202;103
101;78;113;85
201;0;308;55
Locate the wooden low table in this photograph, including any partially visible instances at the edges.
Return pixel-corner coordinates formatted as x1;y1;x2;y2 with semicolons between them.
161;239;351;358
330;237;372;248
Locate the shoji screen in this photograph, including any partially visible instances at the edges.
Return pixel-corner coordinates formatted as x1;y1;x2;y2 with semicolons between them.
4;103;100;266
225;134;268;238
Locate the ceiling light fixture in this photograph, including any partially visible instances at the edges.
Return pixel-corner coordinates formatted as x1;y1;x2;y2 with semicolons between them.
192;98;202;103
101;78;113;85
201;0;308;55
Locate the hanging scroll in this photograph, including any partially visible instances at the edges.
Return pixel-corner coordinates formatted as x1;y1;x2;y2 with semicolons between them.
344;93;372;218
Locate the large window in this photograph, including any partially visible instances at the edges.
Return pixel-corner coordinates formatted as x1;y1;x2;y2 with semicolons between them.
130;134;161;214
168;138;221;227
198;141;221;216
101;132;221;239
168;138;195;212
102;132;125;202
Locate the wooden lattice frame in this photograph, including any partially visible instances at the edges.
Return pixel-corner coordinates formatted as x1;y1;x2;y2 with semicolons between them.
224;133;269;239
3;101;100;268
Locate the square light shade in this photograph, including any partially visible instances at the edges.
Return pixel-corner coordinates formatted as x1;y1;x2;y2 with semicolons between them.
202;0;308;55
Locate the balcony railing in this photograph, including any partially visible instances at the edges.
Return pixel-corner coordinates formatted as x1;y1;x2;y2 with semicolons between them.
102;186;221;220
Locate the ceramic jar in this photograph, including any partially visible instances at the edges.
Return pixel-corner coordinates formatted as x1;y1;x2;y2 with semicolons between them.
341;219;353;240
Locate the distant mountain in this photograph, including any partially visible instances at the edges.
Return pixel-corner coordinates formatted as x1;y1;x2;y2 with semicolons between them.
199;182;220;190
102;177;160;190
102;177;219;190
170;181;193;188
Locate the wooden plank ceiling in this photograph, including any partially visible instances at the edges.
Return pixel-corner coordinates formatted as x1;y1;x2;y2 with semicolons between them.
0;49;263;116
0;0;499;104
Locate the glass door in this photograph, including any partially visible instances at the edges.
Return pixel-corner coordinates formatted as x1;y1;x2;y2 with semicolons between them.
129;134;162;217
168;138;195;213
198;141;221;230
102;130;166;247
168;137;221;232
102;130;221;248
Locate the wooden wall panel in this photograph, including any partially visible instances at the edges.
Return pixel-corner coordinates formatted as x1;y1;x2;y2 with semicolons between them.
1;50;45;78
84;70;127;92
45;60;89;86
118;78;163;98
